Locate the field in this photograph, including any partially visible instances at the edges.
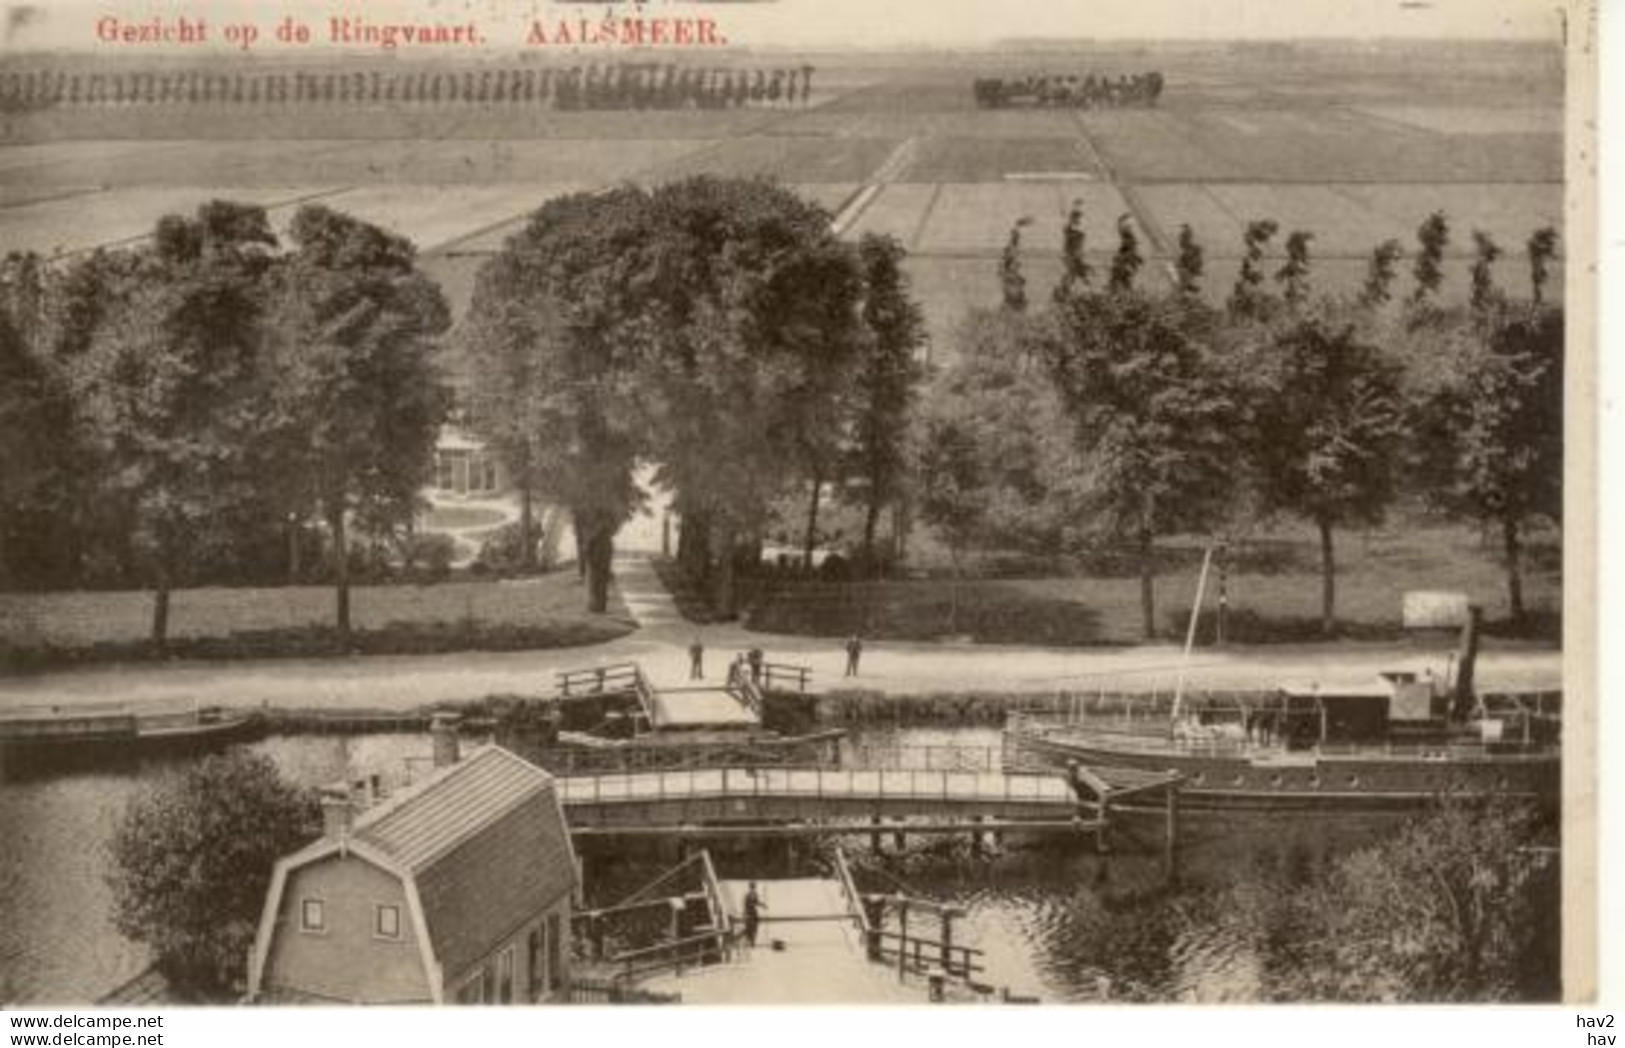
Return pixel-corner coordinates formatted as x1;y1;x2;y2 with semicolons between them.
0;41;1564;346
744;521;1562;646
0;571;629;649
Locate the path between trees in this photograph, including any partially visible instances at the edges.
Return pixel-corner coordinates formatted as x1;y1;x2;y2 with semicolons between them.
0;554;1563;714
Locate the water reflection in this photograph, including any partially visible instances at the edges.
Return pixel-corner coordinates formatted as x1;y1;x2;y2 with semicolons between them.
0;728;1407;1005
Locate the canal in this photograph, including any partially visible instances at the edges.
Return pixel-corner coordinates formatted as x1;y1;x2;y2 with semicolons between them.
0;727;1409;1006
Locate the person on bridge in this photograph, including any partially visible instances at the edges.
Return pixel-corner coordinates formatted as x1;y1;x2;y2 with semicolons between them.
689;635;704;680
742;882;766;948
844;634;864;677
748;648;764;684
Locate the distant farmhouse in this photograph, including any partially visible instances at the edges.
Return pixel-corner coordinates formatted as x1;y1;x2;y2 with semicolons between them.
246;726;577;1004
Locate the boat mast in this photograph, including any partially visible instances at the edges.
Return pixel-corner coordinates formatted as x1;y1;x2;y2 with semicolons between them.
1171;544;1215;726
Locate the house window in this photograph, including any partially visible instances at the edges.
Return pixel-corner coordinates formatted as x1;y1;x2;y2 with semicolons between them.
547;913;562;991
527;926;546;1001
434;453;457;492
375;904;401;939
496;947;514;1004
300;898;325;933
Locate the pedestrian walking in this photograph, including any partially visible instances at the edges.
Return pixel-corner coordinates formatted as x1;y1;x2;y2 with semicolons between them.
844;634;863;677
688;635;704;680
742;881;766;948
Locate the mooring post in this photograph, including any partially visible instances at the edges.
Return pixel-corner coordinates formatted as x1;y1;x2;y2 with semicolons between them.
941;910;957;975
893;819;906;852
897;895;909;981
1164;780;1181;882
870;814;884;853
1096;794;1111;855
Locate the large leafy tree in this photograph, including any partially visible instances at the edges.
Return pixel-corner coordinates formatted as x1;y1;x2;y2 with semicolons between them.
71;202;279;646
1047;291;1242;639
1250;309;1407;634
634;178;865;617
266;204;451;639
107;751;319;999
1409;301;1562;627
463;188;648;613
845;233;926;572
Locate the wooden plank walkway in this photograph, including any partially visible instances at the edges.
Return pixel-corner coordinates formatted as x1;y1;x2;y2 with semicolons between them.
640;878;923;1004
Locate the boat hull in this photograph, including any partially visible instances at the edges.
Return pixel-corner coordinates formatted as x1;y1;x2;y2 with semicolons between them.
1007;730;1560;812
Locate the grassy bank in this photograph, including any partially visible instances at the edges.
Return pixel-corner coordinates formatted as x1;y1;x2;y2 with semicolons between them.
740;523;1560;646
0;573;632;671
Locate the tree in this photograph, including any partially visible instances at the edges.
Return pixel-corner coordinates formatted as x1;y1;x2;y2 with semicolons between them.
0;309;63;589
1266;802;1559;1001
71;202;279;646
1250;309;1407;634
1410;301;1562;627
463;189;647;612
266;205;451;640
1275;230;1314;309
1470;230;1503;314
1175;223;1204;299
999;217;1033;312
1048;291;1242;638
1054;200;1092;303
1410;210;1450;307
845;234;925;572
1228;219;1279;320
1526;226;1558;305
638;178;865;616
1108;214;1143;294
107;751;320;999
1358;238;1404;308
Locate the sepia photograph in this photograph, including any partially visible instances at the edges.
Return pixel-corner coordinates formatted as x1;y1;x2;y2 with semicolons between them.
0;0;1596;1018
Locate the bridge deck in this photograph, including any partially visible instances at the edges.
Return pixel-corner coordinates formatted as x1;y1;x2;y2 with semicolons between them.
641;878;921;1004
649;687;758;729
558;767;1075;806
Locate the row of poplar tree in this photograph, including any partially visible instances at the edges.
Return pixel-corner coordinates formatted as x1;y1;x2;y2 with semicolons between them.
919;206;1563;637
0;62;817;111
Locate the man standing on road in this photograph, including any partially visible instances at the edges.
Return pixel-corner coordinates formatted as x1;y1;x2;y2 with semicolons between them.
689;635;704;680
742;881;766;948
844;634;863;677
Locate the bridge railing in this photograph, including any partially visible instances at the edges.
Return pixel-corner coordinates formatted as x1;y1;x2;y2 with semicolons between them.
558;766;1075;807
557;662;645;699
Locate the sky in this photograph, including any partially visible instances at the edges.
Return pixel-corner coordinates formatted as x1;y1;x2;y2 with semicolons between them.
3;0;1567;52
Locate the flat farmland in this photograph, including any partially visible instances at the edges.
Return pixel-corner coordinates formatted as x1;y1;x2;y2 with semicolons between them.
655;134;901;183
915;182;1129;254
1353;106;1561;136
297;183;585;253
846;183;940;246
903;136;1100;182
1337;183;1562;253
0;185;340;257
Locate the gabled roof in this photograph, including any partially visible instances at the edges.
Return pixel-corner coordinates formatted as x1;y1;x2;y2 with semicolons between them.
248;745;578;1002
353;745;557;872
353;745;579;979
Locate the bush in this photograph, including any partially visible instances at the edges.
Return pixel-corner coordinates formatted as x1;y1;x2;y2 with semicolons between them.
475;521;548;575
107;752;320;999
402;532;456;583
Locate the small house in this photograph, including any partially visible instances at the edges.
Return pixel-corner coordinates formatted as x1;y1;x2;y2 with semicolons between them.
246;726;577;1004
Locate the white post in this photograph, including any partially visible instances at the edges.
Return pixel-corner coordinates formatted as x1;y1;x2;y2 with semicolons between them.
1172;545;1215;727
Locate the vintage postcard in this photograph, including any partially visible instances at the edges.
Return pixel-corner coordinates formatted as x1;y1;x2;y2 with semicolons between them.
0;0;1596;1014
